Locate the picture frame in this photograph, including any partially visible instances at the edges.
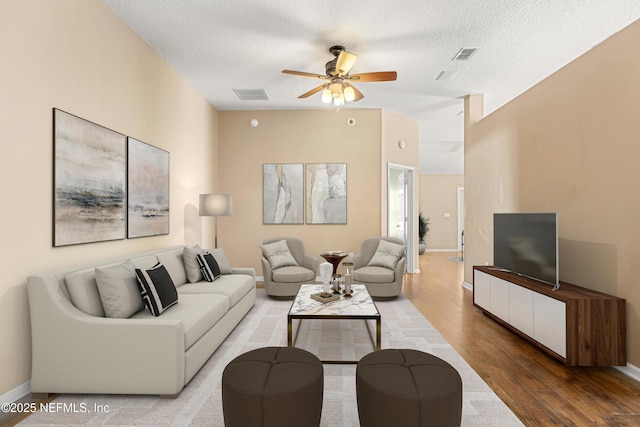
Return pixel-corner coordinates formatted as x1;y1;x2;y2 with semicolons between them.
127;137;170;238
53;109;127;247
263;163;304;224
305;163;347;224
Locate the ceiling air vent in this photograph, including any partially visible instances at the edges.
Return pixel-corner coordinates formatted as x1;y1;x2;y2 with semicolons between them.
452;48;479;61
233;89;270;101
436;70;459;81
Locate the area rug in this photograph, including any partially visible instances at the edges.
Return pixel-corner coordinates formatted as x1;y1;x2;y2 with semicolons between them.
18;289;522;426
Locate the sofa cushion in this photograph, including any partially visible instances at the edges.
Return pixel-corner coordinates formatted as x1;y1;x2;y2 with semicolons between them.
177;274;254;307
65;268;105;317
183;245;205;283
157;250;188;287
353;266;395;283
210;248;233;275
368;240;405;270
95;260;144;318
272;266;315;283
135;263;179;316
261;239;298;269
197;252;221;282
131;293;230;350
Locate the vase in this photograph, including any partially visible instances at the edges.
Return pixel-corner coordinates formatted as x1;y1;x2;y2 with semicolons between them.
419;239;426;255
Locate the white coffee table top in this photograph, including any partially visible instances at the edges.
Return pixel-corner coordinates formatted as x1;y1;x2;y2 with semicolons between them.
288;284;380;317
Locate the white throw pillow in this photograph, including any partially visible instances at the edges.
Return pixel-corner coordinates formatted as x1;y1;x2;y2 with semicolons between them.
261;240;298;270
95;260;144;318
368;240;406;270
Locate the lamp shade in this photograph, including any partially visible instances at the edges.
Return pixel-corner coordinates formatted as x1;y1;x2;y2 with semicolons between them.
199;194;232;216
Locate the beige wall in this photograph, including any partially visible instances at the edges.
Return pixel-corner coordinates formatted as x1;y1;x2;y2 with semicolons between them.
419;175;464;250
465;19;640;367
218;109;419;273
0;0;219;397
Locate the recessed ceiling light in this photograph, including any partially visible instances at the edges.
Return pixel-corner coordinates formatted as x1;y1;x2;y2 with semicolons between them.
452;48;479;61
233;89;269;101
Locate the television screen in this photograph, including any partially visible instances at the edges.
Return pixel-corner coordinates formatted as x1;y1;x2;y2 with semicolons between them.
493;213;558;286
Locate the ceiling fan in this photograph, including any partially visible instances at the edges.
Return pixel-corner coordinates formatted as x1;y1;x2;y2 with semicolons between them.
282;45;397;106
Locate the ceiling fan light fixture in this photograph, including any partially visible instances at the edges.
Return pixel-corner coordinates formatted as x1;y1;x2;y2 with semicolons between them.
321;88;332;104
330;82;342;98
343;85;355;102
282;45;397;107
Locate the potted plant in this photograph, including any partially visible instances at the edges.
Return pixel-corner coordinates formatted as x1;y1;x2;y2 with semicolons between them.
418;212;430;255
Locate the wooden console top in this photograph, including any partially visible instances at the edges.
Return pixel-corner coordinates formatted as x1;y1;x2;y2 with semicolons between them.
474;266;625;302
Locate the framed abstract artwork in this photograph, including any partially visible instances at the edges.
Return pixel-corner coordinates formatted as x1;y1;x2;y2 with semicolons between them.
127;137;170;238
263;163;304;224
305;163;347;224
53;109;127;247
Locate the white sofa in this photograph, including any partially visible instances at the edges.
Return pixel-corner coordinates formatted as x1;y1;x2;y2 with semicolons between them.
27;246;256;397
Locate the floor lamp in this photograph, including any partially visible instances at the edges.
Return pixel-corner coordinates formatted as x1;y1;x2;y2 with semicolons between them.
199;194;233;248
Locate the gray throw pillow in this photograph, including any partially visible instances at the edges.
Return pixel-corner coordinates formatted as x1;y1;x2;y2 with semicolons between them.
95;260;144;318
261;240;298;270
368;240;406;270
210;248;233;274
183;245;205;283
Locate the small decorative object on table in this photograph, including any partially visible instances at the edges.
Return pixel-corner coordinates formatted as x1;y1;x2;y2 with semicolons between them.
310;292;340;303
321;251;347;294
343;261;354;297
332;274;342;294
319;262;333;295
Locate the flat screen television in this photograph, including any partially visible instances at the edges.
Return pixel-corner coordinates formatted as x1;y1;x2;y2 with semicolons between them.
493;213;559;290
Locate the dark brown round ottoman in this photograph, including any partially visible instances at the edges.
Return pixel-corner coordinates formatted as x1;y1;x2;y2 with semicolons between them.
222;346;323;427
356;349;462;427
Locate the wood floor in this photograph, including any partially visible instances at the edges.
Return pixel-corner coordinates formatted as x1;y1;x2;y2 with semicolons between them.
406;252;640;426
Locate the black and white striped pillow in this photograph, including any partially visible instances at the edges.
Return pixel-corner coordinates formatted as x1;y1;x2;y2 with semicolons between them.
196;252;221;282
135;263;178;316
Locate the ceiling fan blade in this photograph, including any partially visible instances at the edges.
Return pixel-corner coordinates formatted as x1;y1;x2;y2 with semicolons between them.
345;82;364;102
349;71;397;82
298;84;327;98
282;70;328;79
335;51;357;76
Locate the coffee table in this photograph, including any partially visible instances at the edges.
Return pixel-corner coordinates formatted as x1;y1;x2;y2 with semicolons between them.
287;284;381;364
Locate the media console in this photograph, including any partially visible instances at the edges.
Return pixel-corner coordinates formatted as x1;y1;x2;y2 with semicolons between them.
473;266;626;366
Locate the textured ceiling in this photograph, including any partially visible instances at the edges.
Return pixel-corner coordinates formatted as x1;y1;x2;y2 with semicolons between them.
102;0;640;174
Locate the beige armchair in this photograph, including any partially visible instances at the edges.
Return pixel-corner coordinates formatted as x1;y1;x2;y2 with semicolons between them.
261;237;318;299
352;237;406;300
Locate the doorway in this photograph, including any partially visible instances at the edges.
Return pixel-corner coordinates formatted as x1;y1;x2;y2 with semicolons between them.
387;163;416;273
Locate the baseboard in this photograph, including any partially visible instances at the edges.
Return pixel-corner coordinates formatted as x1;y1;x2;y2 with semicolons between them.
615;363;640;383
0;380;30;404
462;281;473;291
425;248;460;253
